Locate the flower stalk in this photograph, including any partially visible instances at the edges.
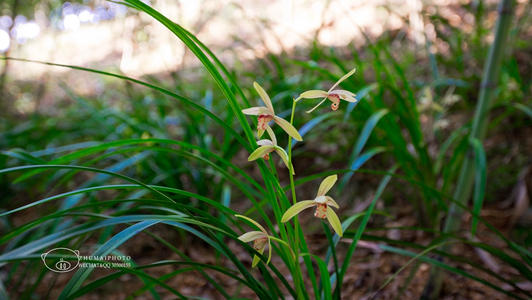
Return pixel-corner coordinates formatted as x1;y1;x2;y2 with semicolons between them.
237;67;357;297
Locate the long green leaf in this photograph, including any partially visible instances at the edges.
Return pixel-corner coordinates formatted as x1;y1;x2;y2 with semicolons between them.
58;220;161;299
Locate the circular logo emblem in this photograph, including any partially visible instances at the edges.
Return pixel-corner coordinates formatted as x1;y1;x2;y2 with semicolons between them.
41;248;80;273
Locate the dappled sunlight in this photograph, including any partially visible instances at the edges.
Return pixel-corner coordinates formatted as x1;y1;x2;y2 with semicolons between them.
0;29;9;52
5;0;431;79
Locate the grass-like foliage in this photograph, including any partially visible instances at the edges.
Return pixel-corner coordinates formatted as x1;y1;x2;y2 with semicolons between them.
1;0;531;299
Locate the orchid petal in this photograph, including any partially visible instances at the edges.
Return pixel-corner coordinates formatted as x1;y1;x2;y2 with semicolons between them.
256;139;274;146
253;82;275;113
238;231;266;242
273;116;302;141
328;67;357;92
317;175;337;196
326;207;343;237
335;90;358;102
252;254;261;267
248;146;274;161
325;196;340;209
306;97;328;113
242;106;272;116
340;94;357;103
265;125;277;145
281;200;316;222
274;146;294;175
300;90;329;99
334;89;356;97
235;214;267;233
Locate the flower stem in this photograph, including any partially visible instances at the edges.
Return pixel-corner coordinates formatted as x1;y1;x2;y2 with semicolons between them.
287;98;306;298
287;98;299;254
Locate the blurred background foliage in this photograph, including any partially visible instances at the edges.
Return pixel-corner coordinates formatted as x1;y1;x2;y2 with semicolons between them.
0;0;531;298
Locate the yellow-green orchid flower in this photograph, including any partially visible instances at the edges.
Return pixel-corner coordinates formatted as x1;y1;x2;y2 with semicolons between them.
281;175;343;236
242;82;302;141
298;68;357;113
248;126;294;174
235;214;272;268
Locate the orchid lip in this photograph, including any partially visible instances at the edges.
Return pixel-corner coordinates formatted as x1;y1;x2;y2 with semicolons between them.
314;203;328;219
258;114;274;130
253;236;268;251
327;93;340;100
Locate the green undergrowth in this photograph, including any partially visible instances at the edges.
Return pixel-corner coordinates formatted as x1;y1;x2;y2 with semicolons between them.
0;0;531;298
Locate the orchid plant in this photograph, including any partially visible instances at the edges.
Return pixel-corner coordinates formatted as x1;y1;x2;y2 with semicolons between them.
236;67;357;272
281;175;343;237
297;67;358;113
236;214;274;267
242;82;303;140
247;126;293;174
